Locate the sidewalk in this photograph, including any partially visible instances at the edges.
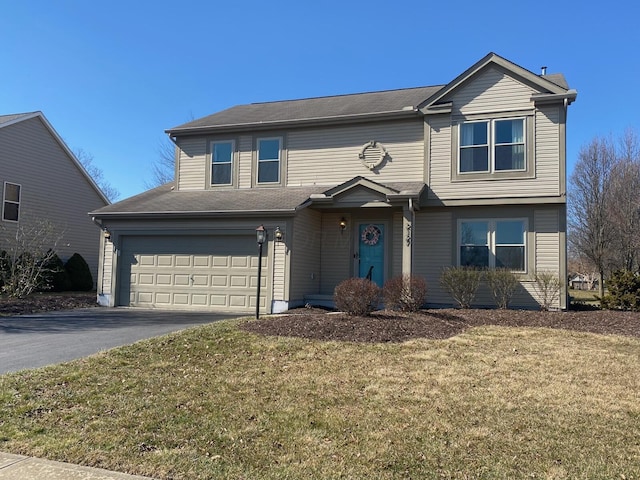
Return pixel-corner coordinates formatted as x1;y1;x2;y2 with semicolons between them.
0;452;154;479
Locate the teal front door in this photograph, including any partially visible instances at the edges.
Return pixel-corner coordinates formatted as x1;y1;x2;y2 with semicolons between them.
358;223;384;287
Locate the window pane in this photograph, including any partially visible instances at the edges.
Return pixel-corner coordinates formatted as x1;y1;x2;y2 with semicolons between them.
213;142;232;163
461;122;488;146
461;246;489;267
496;220;524;245
496;246;524;270
460;147;489;172
3;202;18;221
460;221;488;245
4;184;20;202
212;163;231;184
495;119;524;144
495;144;525;170
258;139;280;160
258;160;279;183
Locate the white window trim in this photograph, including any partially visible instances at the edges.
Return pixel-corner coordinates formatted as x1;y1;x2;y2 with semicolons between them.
458;117;527;175
457;218;528;272
2;181;21;223
210;140;235;186
256;137;282;185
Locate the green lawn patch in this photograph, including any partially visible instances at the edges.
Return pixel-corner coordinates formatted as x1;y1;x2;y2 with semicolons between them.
1;318;639;479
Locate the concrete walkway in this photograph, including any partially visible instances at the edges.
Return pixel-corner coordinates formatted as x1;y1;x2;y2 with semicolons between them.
0;452;154;479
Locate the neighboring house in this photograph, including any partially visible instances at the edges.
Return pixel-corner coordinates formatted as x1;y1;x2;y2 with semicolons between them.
569;274;598;291
0;111;109;284
91;53;576;312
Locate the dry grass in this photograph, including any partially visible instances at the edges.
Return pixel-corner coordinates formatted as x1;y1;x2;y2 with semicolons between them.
1;317;639;479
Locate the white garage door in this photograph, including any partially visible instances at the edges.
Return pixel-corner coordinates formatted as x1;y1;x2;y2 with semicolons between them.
118;235;266;312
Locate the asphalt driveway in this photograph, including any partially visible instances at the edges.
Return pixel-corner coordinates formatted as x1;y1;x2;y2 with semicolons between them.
0;308;239;374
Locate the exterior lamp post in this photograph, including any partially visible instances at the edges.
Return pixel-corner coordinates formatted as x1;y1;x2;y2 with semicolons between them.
255;225;267;319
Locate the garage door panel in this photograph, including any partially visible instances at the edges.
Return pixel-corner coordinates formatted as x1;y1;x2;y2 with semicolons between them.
119;235;264;312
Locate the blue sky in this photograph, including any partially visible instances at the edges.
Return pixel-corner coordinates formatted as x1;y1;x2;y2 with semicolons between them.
2;0;639;200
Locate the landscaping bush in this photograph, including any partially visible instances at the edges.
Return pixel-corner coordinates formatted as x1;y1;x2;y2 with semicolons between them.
0;250;10;288
383;274;427;312
485;268;520;309
439;266;482;308
334;277;381;316
601;270;640;311
40;251;69;292
532;270;562;311
64;253;94;291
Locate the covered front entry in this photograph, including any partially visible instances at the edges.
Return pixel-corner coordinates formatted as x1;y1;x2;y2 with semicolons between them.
118;235;265;312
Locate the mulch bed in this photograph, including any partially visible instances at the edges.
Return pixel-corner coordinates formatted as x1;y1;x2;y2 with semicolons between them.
241;308;640;343
0;292;97;316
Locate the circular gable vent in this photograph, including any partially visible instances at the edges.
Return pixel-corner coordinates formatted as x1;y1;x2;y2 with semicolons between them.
359;140;387;170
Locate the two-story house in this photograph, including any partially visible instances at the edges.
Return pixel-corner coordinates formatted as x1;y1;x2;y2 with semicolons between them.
91;53;576;312
0;111;109;283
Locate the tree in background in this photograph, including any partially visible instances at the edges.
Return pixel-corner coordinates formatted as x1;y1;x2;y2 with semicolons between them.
568;129;640;298
75;148;120;202
145;137;176;188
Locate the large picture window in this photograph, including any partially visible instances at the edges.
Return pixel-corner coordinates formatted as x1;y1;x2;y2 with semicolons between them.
2;182;20;222
211;140;234;185
257;137;281;184
459;118;525;174
458;218;526;271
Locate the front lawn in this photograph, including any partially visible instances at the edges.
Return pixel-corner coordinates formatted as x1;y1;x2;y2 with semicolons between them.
1;311;639;479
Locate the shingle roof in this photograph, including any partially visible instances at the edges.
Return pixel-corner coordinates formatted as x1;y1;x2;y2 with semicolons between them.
167;86;442;134
90;183;329;217
0;112;36;127
90;179;427;218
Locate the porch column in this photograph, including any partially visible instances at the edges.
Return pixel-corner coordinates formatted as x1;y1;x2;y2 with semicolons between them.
402;204;413;276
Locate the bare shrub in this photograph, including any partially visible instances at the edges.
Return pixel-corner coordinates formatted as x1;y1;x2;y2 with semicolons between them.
485;268;520;309
334;278;381;316
383;274;427;312
533;270;562;311
440;267;482;308
0;218;65;298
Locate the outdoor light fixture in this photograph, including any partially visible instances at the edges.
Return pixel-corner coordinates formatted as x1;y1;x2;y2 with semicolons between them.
255;225;267;319
339;217;347;231
274;226;283;242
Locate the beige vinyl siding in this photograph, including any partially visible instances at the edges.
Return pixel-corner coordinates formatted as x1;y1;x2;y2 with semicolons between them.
413;209;453;304
100;237;114;295
287;120;424;186
392;211;403;278
534;208;560;271
272;240;286;301
320;212;351;294
238;135;253;188
176;137;206;190
427;67;563;201
290;209;322;301
449;66;536;115
0;117;107;281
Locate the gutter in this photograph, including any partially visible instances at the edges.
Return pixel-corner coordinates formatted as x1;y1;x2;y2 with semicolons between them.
166;109;421;136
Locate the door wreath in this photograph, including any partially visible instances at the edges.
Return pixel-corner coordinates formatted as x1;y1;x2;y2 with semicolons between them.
361;225;381;246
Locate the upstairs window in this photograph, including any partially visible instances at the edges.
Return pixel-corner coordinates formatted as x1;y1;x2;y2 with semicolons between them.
459;218;526;272
459;118;525;174
257;137;281;184
3;182;20;222
211;140;234;185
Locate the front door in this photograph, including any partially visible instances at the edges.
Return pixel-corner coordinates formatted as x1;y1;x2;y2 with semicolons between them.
358;223;385;287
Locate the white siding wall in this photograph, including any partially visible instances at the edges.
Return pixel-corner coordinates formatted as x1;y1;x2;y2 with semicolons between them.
100;237;114;295
177;137;206;190
287;120;424;186
392;211;403;278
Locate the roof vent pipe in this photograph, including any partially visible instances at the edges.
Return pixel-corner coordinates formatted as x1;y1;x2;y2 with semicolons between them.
541;66;547;75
